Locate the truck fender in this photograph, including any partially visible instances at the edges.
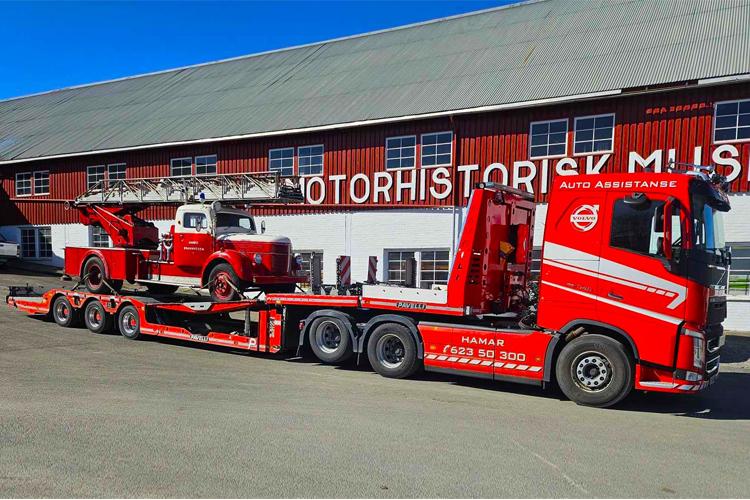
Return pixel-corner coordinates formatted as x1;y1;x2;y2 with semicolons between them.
78;249;110;278
201;251;252;284
298;309;358;351
358;314;424;359
548;319;640;381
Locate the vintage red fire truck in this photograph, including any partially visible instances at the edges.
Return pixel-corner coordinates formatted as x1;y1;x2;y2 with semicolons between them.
8;166;731;407
63;172;307;301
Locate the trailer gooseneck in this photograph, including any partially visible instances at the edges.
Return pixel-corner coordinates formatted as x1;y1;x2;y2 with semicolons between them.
8;170;731;407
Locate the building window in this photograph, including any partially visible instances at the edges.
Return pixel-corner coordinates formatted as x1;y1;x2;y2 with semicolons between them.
15;172;32;196
171;157;193;177
87;166;106;189
90;226;111;248
108;163;126;184
420;132;452;167
33;171;50;195
20;227;52;259
419;250;450;289
386;136;416;169
196;155;217;175
714;99;750;143
297;145;324;176
386;249;450;289
529;119;568;159
269;148;294;176
729;242;750;295
297;250;323;287
574;114;614;154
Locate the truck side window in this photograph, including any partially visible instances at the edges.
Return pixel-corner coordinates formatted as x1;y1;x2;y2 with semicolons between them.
184;213;206;229
610;199;681;257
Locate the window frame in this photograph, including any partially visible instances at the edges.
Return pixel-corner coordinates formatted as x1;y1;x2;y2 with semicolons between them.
170;157;193;177
15;172;32;197
195;154;218;176
296;144;325;177
32;170;50;195
385;248;451;289
296;249;324;287
385;135;417;171
713;99;750;145
268;147;295;176
420;131;453;168
86;165;106;190
19;226;53;259
107;163;127;184
90;225;111;248
573;113;616;157
528;119;569;160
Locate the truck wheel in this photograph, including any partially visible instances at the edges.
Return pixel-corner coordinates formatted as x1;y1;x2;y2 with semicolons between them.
308;316;353;364
145;283;179;295
82;256;123;294
118;305;141;340
208;263;243;302
84;300;112;334
367;323;420;379
52;295;79;328
555;334;633;408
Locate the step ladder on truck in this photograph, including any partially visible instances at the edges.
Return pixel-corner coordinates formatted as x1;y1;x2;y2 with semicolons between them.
7;166;732;407
63;172;307;301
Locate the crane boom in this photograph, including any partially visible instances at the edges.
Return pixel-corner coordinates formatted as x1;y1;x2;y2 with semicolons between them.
73;171;303;206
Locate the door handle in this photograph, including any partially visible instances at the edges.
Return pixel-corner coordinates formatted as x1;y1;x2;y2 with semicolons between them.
607;291;624;301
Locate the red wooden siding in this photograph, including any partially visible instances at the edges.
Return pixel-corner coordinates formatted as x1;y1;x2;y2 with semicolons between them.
1;82;749;226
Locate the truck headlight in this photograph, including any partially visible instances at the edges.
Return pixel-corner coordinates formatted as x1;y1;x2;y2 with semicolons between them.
253;253;262;265
684;328;705;369
294;254;303;266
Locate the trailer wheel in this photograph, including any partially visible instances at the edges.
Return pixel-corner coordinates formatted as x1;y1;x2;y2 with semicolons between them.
52;296;79;328
308;316;353;364
208;263;243;302
82;256;123;294
84;300;112;334
118;305;141;340
555;334;633;408
367;323;420;379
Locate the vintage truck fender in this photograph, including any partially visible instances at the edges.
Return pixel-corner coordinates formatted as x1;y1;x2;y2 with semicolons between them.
65;247;111;278
200;250;253;285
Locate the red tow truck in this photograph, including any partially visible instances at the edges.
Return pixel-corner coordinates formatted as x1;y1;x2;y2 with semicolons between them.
7;166;731;407
63;172;306;300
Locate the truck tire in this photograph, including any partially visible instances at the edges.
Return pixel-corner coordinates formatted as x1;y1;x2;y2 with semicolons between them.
84;300;112;334
52;295;79;328
145;283;179;295
82;256;123;294
367;323;420;379
208;263;243;302
117;304;141;340
555;334;633;408
308;316;353;364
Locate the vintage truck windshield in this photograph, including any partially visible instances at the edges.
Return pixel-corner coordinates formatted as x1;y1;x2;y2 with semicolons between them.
216;213;256;234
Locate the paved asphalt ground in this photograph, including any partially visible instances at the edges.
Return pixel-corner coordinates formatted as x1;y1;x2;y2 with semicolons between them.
1;268;749;498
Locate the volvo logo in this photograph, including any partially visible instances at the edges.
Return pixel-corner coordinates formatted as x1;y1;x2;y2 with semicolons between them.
570;204;599;232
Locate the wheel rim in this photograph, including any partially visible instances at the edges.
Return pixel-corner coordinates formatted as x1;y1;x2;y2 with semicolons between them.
87;305;103;329
120;311;138;336
55;301;70;321
316;320;342;353
376;334;405;369
87;264;102;287
572;351;613;392
212;271;234;300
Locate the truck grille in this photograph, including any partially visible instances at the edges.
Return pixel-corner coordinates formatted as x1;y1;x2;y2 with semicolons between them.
268;254;290;274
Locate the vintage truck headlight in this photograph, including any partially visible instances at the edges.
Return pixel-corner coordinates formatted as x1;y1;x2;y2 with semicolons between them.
684;328;705;369
253;253;263;265
294;254;303;266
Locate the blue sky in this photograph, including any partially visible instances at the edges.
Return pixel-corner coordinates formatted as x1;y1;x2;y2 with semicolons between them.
1;1;510;100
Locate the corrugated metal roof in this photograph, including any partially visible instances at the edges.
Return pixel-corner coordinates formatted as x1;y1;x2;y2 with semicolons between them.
2;0;749;162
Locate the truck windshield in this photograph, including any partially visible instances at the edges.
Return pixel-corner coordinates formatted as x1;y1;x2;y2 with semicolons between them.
692;195;726;252
216;213;256;233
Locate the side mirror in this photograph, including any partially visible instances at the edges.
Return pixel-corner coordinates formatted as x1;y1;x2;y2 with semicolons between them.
260;220;266;234
661;197;674;261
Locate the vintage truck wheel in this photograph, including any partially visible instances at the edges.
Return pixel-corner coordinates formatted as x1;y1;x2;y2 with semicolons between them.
82;256;123;294
555;334;633;408
208;263;243;302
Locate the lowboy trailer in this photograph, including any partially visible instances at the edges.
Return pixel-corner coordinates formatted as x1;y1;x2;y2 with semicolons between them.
7;169;732;407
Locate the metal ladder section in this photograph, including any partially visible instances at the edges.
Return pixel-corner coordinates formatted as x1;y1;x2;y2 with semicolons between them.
73;171;303;206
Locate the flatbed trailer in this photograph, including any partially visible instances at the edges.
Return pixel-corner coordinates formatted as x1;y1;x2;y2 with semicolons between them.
6;175;731;407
